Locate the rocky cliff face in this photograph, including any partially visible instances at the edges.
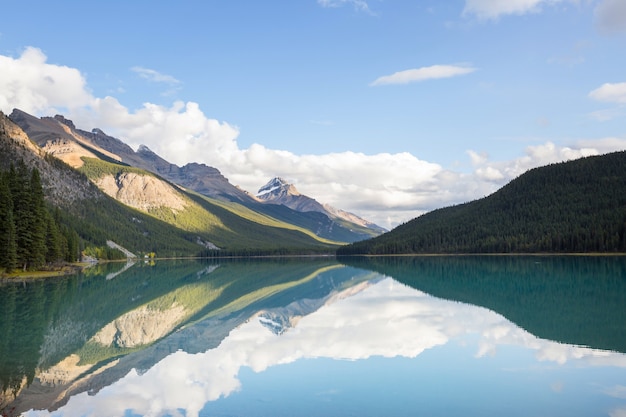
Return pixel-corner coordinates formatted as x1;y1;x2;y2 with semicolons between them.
9;109;123;164
40;138;97;168
0;110;41;155
94;172;188;212
11;109;253;204
0;111;100;205
134;146;254;202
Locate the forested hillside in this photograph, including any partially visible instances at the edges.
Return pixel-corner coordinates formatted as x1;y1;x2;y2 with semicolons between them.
339;151;626;254
0;111;341;266
0;163;81;272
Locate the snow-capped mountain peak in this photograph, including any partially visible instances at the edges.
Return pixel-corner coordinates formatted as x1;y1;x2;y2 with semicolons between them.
255;176;387;238
256;177;301;198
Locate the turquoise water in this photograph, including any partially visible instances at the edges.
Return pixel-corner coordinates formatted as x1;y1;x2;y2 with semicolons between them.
1;256;624;417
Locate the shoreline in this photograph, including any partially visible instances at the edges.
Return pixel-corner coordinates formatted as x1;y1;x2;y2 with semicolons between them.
3;252;626;281
0;262;91;282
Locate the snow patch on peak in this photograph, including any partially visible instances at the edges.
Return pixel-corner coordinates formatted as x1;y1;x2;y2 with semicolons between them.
257;177;299;197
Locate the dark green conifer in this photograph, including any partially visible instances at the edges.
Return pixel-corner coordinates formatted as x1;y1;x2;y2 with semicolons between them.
28;168;47;268
0;174;17;272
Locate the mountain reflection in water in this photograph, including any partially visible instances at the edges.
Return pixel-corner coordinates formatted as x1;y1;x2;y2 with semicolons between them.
0;256;624;417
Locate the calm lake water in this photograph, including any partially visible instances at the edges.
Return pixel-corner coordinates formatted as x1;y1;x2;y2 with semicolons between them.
1;256;625;417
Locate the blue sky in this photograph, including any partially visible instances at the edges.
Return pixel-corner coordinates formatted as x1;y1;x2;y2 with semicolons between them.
1;0;625;227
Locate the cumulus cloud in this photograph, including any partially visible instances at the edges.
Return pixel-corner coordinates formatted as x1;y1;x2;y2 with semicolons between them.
466;141;614;185
0;47;92;115
588;82;626;122
463;0;562;20
1;48;625;229
370;64;476;86
595;0;626;34
589;82;626;104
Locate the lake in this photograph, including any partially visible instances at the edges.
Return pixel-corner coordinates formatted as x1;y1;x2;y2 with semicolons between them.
1;256;625;416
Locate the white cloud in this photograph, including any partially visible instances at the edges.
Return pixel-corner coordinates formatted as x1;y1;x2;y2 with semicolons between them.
370;64;476;86
467;150;489;165
466;141;610;184
589;82;626;104
317;0;372;13
588;82;626;122
595;0;626;34
476;166;505;181
131;66;180;85
0;47;92;115
574;137;626;153
463;0;563;20
1;48;625;230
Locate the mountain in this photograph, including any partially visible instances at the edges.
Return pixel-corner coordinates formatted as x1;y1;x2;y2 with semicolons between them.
257;177;325;212
9;109;383;245
0;111;100;206
9;109;253;203
257;177;386;236
1;110;346;258
338;151;626;255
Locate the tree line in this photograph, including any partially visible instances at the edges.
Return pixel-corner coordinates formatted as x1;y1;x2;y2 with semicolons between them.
0;161;80;272
339;151;626;255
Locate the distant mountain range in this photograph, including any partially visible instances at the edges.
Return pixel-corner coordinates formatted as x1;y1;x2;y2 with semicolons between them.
1;109;385;257
256;177;386;234
339;150;626;254
5;106;624;259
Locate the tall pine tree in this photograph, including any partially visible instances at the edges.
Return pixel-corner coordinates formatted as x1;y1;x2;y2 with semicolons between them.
28;168;48;268
0;173;17;272
10;162;47;271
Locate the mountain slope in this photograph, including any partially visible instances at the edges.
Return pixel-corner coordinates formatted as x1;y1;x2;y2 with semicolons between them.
10;109;381;244
339;151;626;254
10;109;256;203
2;111;341;256
76;157;342;253
257;177;386;239
0;111;213;257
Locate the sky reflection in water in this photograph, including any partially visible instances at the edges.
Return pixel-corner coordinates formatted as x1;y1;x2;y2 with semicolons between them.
25;275;626;417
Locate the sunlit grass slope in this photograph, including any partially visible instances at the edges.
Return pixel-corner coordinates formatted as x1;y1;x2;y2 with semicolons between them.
79;158;342;253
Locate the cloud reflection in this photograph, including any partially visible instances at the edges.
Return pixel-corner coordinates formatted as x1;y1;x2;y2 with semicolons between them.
25;278;626;417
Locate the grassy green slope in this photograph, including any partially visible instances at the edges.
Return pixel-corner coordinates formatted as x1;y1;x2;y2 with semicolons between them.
79;158;340;254
339;151;626;254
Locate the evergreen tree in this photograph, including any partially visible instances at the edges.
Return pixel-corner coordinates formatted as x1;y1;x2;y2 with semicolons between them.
0;174;17;272
45;211;66;264
63;226;80;262
9;161;32;270
10;162;48;270
28;168;47;268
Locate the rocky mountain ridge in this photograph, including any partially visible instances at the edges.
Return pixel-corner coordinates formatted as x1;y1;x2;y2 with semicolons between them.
257;177;386;233
0;111;100;205
7;108;384;248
